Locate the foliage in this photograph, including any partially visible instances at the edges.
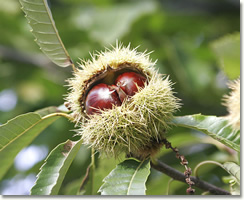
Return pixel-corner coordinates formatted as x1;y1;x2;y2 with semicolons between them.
31;139;83;195
0;0;240;196
223;162;240;185
173;114;240;152
99;158;150;195
19;0;73;68
0;111;60;180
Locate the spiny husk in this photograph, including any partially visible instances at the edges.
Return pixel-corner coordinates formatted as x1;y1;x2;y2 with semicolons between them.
80;74;180;158
66;44;181;158
222;78;240;130
66;44;156;124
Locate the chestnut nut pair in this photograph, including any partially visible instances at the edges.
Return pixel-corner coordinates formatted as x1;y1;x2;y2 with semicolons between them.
85;72;147;115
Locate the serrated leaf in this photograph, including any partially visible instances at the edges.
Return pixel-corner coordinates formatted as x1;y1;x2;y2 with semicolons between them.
211;33;240;79
172;114;240;152
31;139;82;195
0;112;60;180
230;182;240;195
223;162;240;184
19;0;73;67
93;156;119;194
99;158;150;195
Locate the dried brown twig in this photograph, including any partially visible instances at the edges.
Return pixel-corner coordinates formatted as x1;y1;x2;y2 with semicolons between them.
151;138;230;195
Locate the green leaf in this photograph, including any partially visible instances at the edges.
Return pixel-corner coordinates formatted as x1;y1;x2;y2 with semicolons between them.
31;139;83;195
230;181;240;195
0;112;60;180
93;156;120;194
172;114;240;152
223;162;240;184
211;33;240;79
19;0;73;67
99;158;151;195
222;162;240;195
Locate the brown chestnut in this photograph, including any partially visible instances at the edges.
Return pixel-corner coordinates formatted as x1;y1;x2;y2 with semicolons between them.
85;83;121;115
115;72;147;97
85;72;147;115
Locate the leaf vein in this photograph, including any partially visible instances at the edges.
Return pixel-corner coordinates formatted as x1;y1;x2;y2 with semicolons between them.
21;0;43;6
0;114;42;152
127;160;145;195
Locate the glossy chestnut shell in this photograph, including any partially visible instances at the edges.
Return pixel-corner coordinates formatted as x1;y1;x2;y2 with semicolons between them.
115;72;147;96
85;83;121;115
85;72;146;115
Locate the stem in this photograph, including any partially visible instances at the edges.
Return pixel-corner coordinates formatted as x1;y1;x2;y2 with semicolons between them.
161;138;195;194
194;160;224;178
90;147;95;194
71;62;78;72
78;148;96;195
166;178;174;195
202;191;211;195
150;160;230;195
42;112;75;121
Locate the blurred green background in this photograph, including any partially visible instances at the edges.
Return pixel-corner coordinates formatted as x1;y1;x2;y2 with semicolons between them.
0;0;239;195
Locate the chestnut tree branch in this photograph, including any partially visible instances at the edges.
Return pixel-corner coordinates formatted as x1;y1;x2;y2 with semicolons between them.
150;160;231;195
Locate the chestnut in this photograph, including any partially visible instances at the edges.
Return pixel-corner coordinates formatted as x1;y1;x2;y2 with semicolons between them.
85;72;147;115
85;83;121;115
115;72;147;96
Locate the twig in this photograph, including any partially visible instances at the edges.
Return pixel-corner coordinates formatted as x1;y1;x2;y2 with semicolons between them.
161;138;195;194
151;160;231;195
